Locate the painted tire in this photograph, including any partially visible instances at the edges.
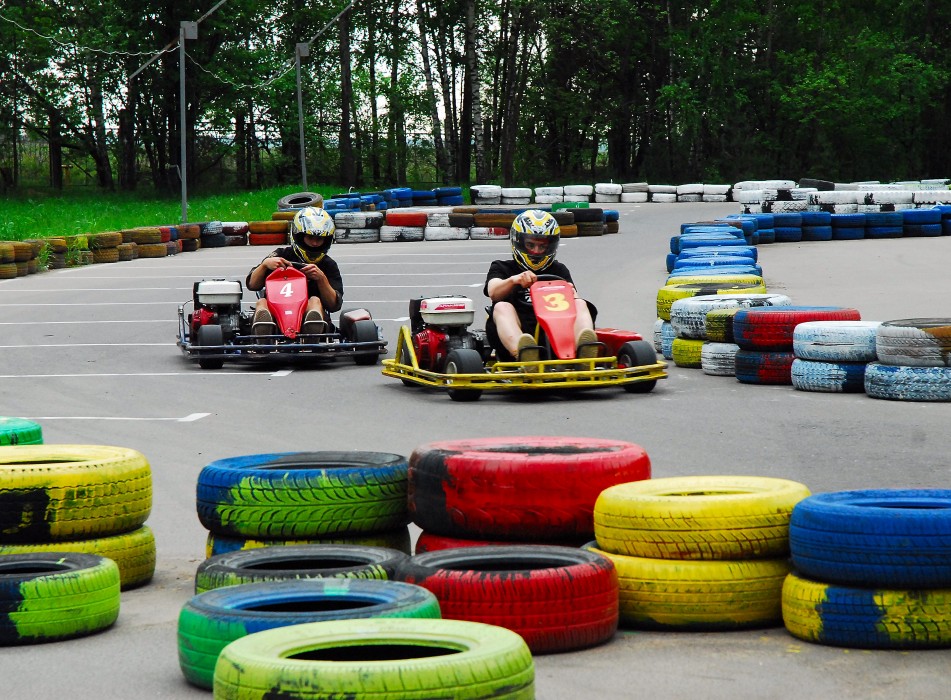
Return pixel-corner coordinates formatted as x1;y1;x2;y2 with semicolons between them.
792;321;881;362
0;525;155;589
195;544;408;594
0;553;120;644
414;531;588;553
734;350;797;384
196;451;408;538
875;318;951;367
0;445;152;542
705;308;741;342
213;618;534;699
0;417;42;446
205;528;412;558
408;437;650;540
733;307;863;350
594;476;811;560
179;579;441;689
790;359;867;393
586;544;788;629
669;293;791;339
384;212;428;227
379;225;425;242
700;342;740;376
782;572;951;649
424;226;469;241
789;489;951;588
864;362;951;401
671;337;703;367
655;281;767;321
396;545;618;654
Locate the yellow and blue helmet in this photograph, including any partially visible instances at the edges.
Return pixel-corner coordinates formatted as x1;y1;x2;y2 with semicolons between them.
291;207;335;263
511;209;560;272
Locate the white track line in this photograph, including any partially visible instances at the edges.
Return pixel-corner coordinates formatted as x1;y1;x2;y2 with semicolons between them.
22;413;211;422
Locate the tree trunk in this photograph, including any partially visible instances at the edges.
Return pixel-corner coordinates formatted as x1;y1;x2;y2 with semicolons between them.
118;76;137;191
48;108;63;190
339;6;356;186
235;111;247;189
416;0;449;183
431;22;457;179
88;70;114;190
367;10;381;185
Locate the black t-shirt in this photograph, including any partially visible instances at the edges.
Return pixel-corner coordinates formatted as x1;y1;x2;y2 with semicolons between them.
483;258;575;310
246;246;344;310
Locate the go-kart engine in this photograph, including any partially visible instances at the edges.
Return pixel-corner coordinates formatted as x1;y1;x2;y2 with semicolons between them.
413;327;479;371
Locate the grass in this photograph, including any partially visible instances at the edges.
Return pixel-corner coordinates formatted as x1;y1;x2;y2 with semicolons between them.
0;186;337;241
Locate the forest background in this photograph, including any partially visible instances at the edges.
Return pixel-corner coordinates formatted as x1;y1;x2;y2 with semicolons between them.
1;0;949;197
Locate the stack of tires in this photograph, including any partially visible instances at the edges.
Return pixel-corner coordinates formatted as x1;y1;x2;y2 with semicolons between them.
783;489;951;649
790;321;881;393
621;182;649;203
733;306;862;385
865;318;951;401
435;186;464;206
0;445;156;592
177;223;202;252
197;451;413;561
590;476;811;630
423;211;469;241
0;240;42;277
221;222;249;247
125;226;167;258
380;211;427;242
470;185;502;205
333;210;385;244
86;231;124;264
248;220;288;246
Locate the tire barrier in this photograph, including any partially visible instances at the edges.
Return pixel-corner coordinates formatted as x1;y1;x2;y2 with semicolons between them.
0;417;43;446
196;452;408;539
195;544;409;593
0;552;120;644
178;579;441;688
408;437;650;541
396;545;618;653
205;528;412;558
213;618;534;699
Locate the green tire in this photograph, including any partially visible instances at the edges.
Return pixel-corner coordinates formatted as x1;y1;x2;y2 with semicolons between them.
0;552;120;644
213;618;534;699
0;417;43;446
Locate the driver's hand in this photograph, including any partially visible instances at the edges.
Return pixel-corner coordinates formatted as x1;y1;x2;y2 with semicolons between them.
262;256;289;271
300;264;325;282
512;271;537;288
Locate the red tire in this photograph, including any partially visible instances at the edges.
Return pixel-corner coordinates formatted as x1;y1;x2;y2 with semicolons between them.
408;437;651;540
414;531;587;554
395;545;618;653
248;232;288;246
734;350;797;385
733;306;861;350
384;211;428;227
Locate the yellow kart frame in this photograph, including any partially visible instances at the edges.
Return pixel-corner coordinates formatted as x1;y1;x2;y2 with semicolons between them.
382;325;667;400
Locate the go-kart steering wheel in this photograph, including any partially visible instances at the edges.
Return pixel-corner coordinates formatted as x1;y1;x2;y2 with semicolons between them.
535;273;565;282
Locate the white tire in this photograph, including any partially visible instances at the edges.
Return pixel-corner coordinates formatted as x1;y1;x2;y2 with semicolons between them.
594;183;622;195
563;184;594;196
701;342;740;376
648;184;676;194
379;225;424;242
534;186;564;196
621;193;648;203
534;195;563;204
651;193;677;203
500;187;531;198
334;228;380;244
424;226;469;241
793;321;881;362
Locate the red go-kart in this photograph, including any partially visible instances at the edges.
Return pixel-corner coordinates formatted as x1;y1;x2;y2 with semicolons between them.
178;263;386;369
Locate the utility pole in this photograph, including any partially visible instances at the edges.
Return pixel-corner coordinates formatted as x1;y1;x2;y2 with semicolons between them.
295;43;310;189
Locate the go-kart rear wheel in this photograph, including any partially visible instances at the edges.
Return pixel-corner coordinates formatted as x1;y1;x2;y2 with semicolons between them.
351;320;381;366
618;340;657;393
196;324;224;370
445;349;484;402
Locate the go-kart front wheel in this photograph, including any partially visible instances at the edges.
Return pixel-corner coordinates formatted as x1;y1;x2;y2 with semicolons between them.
618;340;657;393
351;320;381;366
445;349;484;402
197;324;225;370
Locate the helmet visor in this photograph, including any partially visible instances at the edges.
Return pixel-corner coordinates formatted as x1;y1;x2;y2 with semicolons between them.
521;234;558;260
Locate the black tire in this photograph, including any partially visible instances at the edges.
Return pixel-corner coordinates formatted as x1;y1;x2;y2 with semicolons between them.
178;579;441;689
196;324;224;370
205;528;413;558
396;545;618;654
0;553;120;645
194;544;409;593
213;618;534;699
617;340;658;393
445;349;484;402
277;191;323;210
351;319;381;366
196;451;409;539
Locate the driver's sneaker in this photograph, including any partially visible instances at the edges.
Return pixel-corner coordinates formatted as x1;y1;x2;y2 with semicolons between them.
516;333;541;368
301;310;328;336
252;308;277;342
576;329;600;359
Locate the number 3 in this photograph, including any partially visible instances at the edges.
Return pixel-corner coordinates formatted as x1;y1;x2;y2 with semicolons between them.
542;292;570;311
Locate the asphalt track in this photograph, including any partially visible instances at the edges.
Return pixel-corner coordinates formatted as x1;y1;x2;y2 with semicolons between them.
1;202;950;699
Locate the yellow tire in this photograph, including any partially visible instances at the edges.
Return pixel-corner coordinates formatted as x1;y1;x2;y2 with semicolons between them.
586;545;788;629
594;476;811;559
671;337;704;367
0;445;152;542
0;525;155;589
656;281;767;320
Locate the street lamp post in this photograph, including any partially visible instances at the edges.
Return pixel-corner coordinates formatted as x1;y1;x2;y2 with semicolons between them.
295;42;310;189
179;21;198;224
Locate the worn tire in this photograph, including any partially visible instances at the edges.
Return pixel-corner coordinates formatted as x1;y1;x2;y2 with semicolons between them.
0;553;120;644
194;544;408;593
396;545;618;654
196;451;408;539
0;445;151;542
179;579;441;689
205;528;412;558
408;437;650;540
213;618;534;699
594;476;810;560
0;417;43;446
